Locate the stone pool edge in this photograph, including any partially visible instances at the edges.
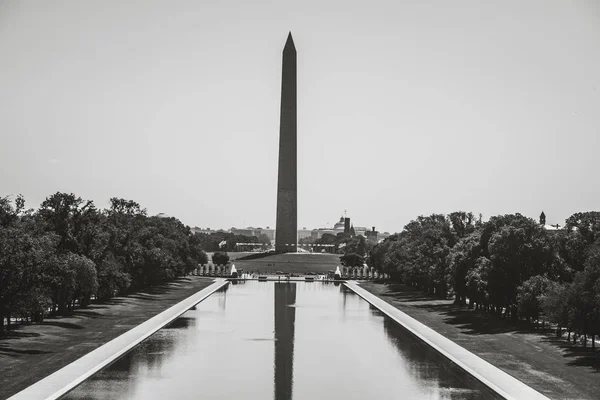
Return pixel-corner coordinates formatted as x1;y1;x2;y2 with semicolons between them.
8;279;229;400
344;281;550;400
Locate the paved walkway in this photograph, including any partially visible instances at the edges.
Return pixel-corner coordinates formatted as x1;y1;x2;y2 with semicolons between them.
360;282;600;400
0;276;219;400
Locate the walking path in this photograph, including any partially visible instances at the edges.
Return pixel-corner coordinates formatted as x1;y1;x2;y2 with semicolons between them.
360;282;600;400
0;276;218;400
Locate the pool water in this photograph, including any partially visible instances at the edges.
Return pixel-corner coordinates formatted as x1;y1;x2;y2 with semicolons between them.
63;281;496;400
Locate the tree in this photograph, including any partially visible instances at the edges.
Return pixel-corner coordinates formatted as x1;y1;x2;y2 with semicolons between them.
541;281;571;337
257;233;271;243
189;233;209;266
387;214;455;296
44;253;79;314
344;235;367;256
0;225;57;333
71;254;98;308
486;219;553;314
318;233;337;245
132;215;201;285
37;192;100;255
42;253;98;313
565;212;600;245
465;257;491;310
96;253;131;301
102;198;148;290
1;191;241;332
517;275;553;323
340;253;364;268
448;211;476;239
366;235;398;274
0;194;25;228
299;236;316;245
106;198;147;216
212;251;230;266
553;228;595;278
568;247;600;347
479;214;534;258
447;232;481;304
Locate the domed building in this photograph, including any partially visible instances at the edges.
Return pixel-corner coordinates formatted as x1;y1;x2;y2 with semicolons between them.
311;215;351;239
333;216;347;233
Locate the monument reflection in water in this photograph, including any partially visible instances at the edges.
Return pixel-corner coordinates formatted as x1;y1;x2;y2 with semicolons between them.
63;281;496;400
274;283;296;400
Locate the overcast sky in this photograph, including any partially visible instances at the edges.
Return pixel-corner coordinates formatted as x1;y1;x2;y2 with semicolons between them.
1;0;599;233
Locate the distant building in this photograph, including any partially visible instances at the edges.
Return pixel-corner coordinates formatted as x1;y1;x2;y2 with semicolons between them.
255;227;275;241
540;211;546;225
199;214;387;244
308;215;379;239
353;226;367;237
379;231;391;240
310;216;347;239
366;227;392;243
312;229;335;239
229;227;275;243
297;227;312;240
543;223;563;232
333;216;346;233
538;213;565;234
366;227;378;243
191;227;228;235
191;227;212;234
231;227;256;236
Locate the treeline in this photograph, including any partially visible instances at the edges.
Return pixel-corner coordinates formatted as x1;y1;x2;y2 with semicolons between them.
301;231;373;256
0;193;209;335
194;231;270;252
368;211;600;348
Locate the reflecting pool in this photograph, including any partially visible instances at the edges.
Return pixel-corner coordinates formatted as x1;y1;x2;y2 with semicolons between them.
63;281;498;400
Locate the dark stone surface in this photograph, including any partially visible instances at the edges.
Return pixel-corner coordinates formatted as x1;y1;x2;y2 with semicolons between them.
275;33;297;253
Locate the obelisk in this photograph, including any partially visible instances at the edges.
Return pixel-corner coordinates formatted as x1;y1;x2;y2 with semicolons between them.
275;33;297;253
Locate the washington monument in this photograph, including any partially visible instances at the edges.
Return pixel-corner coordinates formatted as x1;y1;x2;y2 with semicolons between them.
275;33;297;253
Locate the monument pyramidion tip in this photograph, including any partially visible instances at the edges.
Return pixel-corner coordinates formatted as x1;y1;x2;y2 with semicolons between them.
285;32;295;51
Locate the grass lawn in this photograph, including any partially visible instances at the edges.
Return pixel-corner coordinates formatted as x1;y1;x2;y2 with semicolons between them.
0;276;215;399
233;253;341;274
360;281;600;400
206;251;256;261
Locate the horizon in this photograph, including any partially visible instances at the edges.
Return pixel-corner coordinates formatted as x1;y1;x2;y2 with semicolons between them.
1;0;599;233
